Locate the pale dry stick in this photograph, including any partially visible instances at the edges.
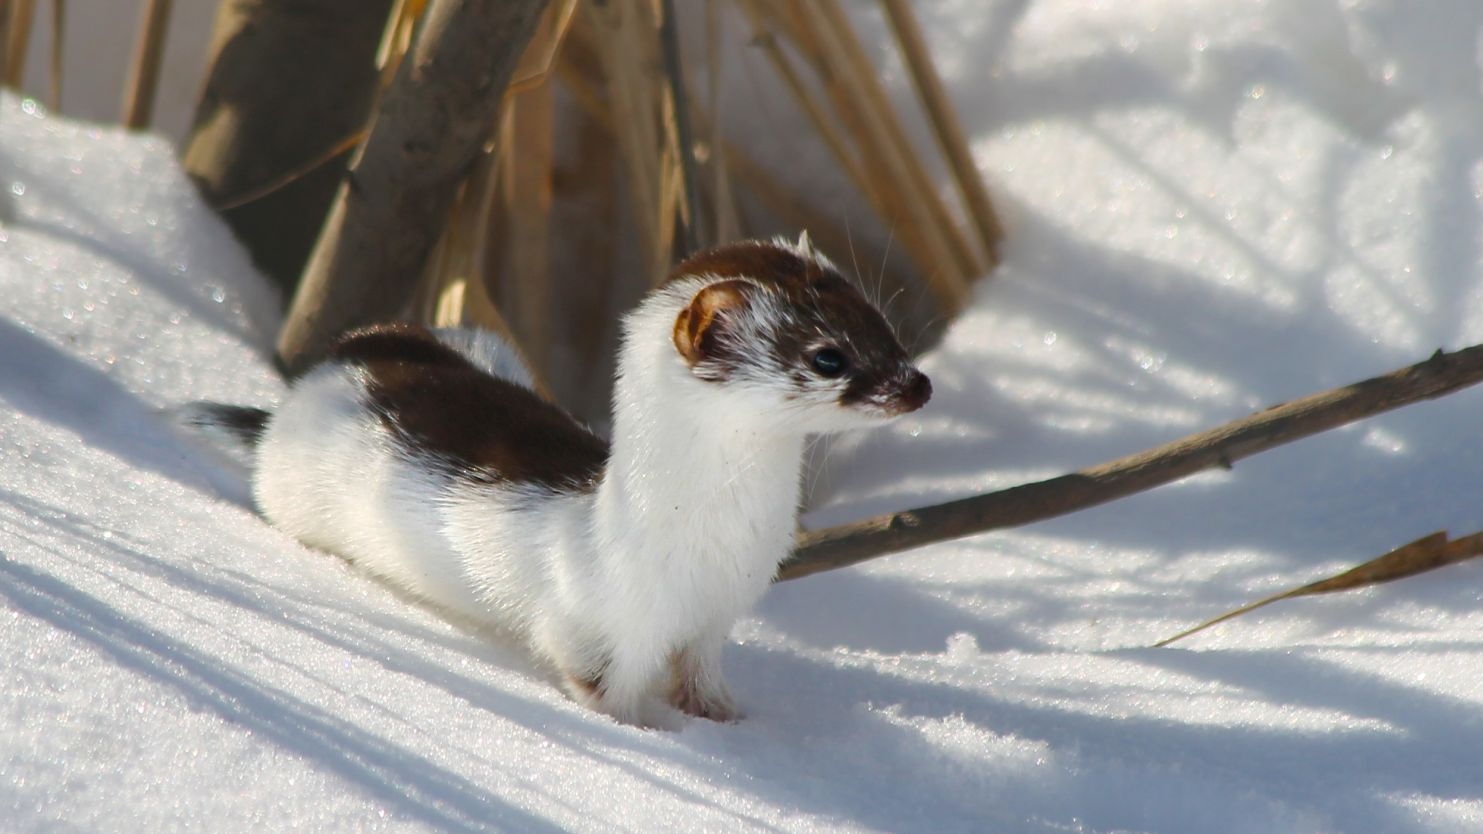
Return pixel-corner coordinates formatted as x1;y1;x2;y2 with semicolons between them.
654;132;683;284
499;81;555;374
779;344;1483;581
121;0;172;128
659;0;702;254
417;138;558;402
773;0;971;310
0;0;10;88
703;1;743;244
741;0;946;313
1155;530;1483;647
562;41;918;312
811;0;983;281
732;0;873;206
46;0;58;110
506;0;577;93
212;0;575;213
374;0;421;83
879;0;1002;268
4;0;32;86
276;0;549;373
211;131;367;211
801;0;981;290
575;0;669;283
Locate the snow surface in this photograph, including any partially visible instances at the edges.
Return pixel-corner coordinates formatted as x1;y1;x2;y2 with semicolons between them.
7;3;1483;832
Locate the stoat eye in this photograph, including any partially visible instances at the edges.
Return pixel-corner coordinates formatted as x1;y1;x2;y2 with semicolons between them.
810;347;849;378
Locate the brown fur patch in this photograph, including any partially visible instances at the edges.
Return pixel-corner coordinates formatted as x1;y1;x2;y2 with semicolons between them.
668;241;917;398
333;324;608;491
673;280;752;366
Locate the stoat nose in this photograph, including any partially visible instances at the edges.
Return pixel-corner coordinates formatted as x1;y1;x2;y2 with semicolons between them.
891;367;932;414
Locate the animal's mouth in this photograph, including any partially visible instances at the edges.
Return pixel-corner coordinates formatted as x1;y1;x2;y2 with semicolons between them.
849;368;932;417
883;368;932;415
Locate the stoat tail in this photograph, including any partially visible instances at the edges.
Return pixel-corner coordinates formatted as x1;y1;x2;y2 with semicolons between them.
175;401;271;455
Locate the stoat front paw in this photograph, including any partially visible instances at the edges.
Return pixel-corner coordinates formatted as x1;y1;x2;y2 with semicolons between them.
670;681;743;723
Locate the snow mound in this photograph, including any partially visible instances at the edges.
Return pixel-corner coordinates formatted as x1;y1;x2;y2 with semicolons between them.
6;2;1483;831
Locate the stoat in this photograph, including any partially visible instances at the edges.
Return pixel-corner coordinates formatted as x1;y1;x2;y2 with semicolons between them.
187;234;930;729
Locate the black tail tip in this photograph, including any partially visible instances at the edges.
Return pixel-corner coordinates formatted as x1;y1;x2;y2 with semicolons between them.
179;402;271;448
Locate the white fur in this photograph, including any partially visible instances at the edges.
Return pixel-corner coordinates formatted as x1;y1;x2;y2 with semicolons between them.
254;276;895;729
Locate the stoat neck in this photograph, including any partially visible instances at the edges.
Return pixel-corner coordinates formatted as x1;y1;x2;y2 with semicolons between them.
595;353;806;573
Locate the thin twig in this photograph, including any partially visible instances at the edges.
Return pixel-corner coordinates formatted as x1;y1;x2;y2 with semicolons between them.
1155;529;1483;647
276;0;550;373
780;344;1483;580
121;0;173;129
4;0;32;87
658;0;703;255
879;0;1001;268
46;0;59;110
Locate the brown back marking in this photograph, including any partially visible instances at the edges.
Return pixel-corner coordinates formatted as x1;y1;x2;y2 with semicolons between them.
333;324;608;491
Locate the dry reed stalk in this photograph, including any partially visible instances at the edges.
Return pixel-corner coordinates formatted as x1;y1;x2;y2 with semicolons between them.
414;136;558;401
376;0;427;81
809;0;981;280
744;0;950;299
655;80;686;278
658;0;701;254
760;0;971;310
47;0;59;109
121;0;172;128
4;0;32;86
780;343;1483;580
574;0;678;285
879;0;1001;267
732;0;873;202
275;0;548;372
703;1;742;244
507;0;577;93
0;0;10;88
498;81;555;373
1155;530;1483;647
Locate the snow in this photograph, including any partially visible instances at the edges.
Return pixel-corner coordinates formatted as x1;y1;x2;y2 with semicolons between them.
6;2;1483;832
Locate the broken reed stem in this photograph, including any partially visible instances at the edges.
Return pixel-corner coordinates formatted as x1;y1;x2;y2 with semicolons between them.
46;0;59;110
276;0;549;373
0;0;9;88
121;0;172;128
779;344;1483;581
774;0;972;310
4;0;32;86
1155;529;1483;647
810;0;981;283
506;0;577;93
658;0;703;254
733;0;873;206
879;0;1001;267
500;80;555;375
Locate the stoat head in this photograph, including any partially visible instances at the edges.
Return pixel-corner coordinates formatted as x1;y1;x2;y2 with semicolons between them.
656;233;930;433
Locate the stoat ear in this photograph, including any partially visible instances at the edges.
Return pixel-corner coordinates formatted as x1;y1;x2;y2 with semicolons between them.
673;279;752;366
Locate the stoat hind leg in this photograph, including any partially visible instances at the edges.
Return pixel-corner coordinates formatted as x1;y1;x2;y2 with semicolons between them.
558;647;687;731
668;625;741;723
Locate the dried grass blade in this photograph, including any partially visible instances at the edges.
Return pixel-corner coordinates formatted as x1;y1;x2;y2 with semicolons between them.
0;0;13;87
1155;530;1483;647
121;0;171;128
879;0;1001;267
810;0;980;283
47;0;59;109
5;0;32;86
507;0;577;93
501;82;555;371
777;0;971;310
